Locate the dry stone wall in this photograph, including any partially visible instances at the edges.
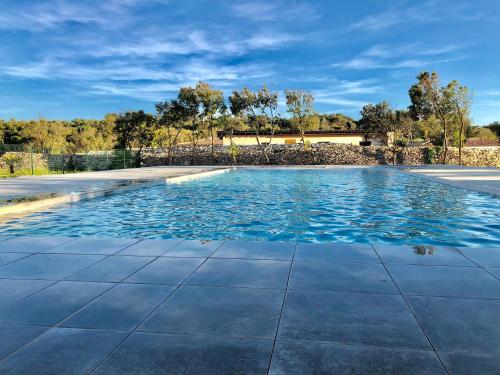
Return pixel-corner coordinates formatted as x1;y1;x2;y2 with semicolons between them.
1;145;499;173
142;145;500;168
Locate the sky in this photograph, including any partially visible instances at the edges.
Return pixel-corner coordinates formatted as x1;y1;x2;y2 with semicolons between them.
0;0;499;124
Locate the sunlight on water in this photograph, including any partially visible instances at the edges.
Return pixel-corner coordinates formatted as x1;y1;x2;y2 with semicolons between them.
1;167;499;247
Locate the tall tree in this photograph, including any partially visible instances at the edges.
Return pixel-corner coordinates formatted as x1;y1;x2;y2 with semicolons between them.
114;111;156;165
409;72;455;163
155;100;187;164
230;86;278;162
448;81;472;165
176;86;201;163
196;82;224;157
285;89;315;146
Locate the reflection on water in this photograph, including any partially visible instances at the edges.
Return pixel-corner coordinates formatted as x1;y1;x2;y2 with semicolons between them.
0;167;499;247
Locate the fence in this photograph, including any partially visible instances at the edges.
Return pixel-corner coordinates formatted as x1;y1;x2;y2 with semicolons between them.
0;144;138;177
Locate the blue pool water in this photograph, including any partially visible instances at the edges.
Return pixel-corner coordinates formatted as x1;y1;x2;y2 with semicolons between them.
1;167;499;247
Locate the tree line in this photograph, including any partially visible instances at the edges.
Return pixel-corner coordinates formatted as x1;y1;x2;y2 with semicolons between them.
1;71;498;164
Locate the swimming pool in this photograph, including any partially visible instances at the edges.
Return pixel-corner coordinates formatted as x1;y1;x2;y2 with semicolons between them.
1;167;499;247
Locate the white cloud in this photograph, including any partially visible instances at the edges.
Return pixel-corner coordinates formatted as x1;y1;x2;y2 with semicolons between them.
350;0;486;32
231;1;318;22
332;43;464;70
0;0;162;31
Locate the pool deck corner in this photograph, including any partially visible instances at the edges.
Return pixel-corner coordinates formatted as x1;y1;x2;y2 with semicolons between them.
404;165;500;197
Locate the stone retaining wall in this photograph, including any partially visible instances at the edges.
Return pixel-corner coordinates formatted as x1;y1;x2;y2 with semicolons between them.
142;145;500;168
1;145;499;173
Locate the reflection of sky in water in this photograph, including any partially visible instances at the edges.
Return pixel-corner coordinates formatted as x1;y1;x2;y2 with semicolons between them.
1;168;499;247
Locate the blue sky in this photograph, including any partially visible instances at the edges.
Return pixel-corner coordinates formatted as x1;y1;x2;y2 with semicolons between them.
0;0;499;124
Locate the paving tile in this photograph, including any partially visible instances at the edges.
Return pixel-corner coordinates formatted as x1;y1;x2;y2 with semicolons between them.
0;325;48;361
0;236;74;253
488;267;500;279
117;239;182;256
388;264;500;298
0;281;112;325
289;261;397;294
294;242;380;263
186;258;290;289
163;239;223;257
125;257;204;285
0;279;53;308
0;252;31;266
140;286;284;339
458;247;500;267
269;340;446;375
439;352;500;375
0;327;126;375
66;255;154;282
278;290;430;349
61;284;175;331
408;296;500;354
213;240;295;260
93;332;272;375
44;237;139;255
0;254;105;280
374;244;473;266
0;236;14;242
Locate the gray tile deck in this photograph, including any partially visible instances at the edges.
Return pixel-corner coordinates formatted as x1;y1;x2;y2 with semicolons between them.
163;239;223;257
269;340;446;375
407;296;500;354
458;247;500;267
0;281;113;326
439;352;500;375
117;239;182;256
140;286;284;339
387;264;500;299
0;236;499;373
0;327;127;375
0;279;53;308
213;240;295;260
185;258;291;289
0;253;31;267
44;237;139;255
289;261;397;294
65;255;155;282
125;257;205;285
294;242;380;263
0;325;48;361
0;236;74;253
278;290;431;350
373;244;473;266
60;283;175;331
93;332;273;374
0;253;105;280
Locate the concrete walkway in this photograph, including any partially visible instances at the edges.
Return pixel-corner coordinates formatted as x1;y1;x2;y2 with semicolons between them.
0;237;498;373
404;165;500;197
0;166;226;202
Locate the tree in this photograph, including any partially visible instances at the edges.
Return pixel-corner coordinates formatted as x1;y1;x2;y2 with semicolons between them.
409;72;455;163
176;86;202;163
285;89;314;145
155;100;187;164
230;86;278;162
216;103;242;164
358;101;395;141
196;82;224;157
114;110;156;165
448;81;472;164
